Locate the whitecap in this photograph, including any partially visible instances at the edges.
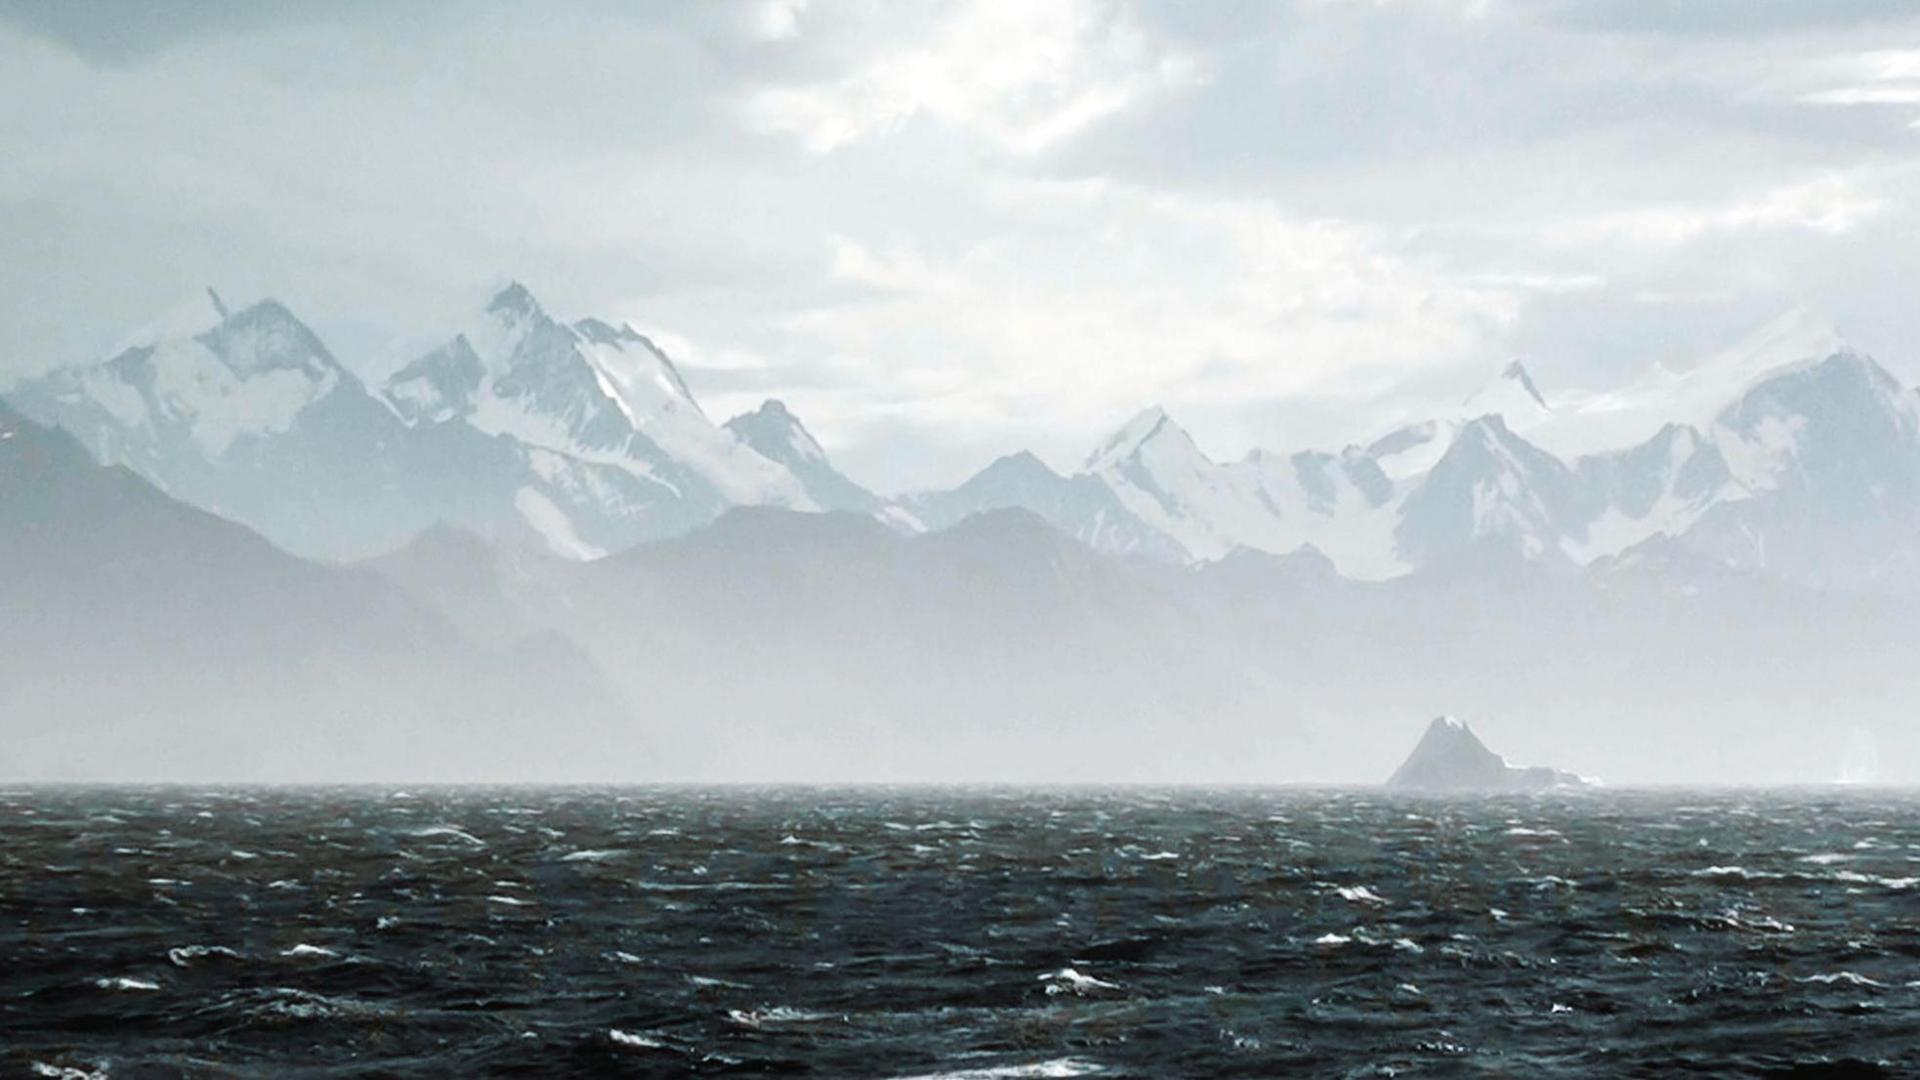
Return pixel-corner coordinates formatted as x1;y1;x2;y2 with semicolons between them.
1728;913;1796;934
94;976;159;992
167;945;241;967
1335;885;1387;906
726;1006;837;1028
32;1064;107;1080
1800;972;1886;988
1691;866;1781;881
487;895;533;906
631;880;779;893
405;825;485;846
1833;871;1919;889
561;849;625;863
884;1058;1107;1079
280;944;338;959
1040;967;1123;996
1799;852;1851;865
1312;933;1352;947
609;1028;670;1050
256;987;394;1021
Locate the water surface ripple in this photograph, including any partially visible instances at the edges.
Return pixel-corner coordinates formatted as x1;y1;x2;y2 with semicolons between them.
4;787;1919;1077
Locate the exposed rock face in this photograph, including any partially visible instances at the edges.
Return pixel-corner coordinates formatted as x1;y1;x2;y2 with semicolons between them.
1385;716;1588;792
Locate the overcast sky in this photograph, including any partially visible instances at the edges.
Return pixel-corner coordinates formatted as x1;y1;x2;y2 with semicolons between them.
3;0;1918;491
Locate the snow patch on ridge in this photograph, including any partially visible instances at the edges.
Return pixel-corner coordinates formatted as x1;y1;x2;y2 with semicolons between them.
515;487;605;560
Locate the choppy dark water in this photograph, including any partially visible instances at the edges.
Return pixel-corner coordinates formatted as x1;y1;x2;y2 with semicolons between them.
5;788;1920;1078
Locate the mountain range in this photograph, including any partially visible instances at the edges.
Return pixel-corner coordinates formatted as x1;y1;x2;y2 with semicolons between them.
0;399;633;780
7;287;1920;783
13;289;1917;597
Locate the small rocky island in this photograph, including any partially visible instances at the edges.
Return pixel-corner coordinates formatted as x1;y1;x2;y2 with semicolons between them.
1386;716;1590;792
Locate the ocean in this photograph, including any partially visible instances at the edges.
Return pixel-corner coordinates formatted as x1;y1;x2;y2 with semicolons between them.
5;786;1918;1077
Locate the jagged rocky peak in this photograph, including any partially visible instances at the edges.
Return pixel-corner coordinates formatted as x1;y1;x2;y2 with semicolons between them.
9;290;352;455
724;398;872;506
959;449;1074;491
1502;361;1548;409
198;297;345;379
725;399;820;457
1086;404;1181;470
573;316;646;346
486;279;543;320
1385;716;1589;792
1463;359;1552;419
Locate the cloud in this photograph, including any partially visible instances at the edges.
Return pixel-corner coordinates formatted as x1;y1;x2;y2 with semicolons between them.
742;0;1205;154
1551;174;1890;249
0;1;1917;492
749;178;1515;480
1793;48;1920;119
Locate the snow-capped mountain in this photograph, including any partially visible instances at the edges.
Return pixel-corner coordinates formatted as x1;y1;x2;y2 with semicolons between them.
7;290;428;557
1079;406;1403;578
1394;414;1584;568
1675;348;1920;590
10;289;1916;594
1564;423;1737;563
724;399;878;513
0;400;633;780
903;449;1184;563
382;283;831;556
388;283;809;510
959;313;1919;588
1369;360;1555;480
7;283;860;560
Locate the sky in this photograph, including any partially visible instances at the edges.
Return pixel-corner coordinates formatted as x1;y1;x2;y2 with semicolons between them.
3;0;1918;492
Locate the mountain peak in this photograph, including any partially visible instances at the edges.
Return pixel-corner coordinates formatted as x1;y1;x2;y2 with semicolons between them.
485;281;544;320
966;449;1061;487
1456;412;1518;446
1463;360;1552;417
1085;405;1185;472
726;397;808;435
725;398;825;464
1502;361;1548;409
722;398;875;512
1726;307;1848;375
